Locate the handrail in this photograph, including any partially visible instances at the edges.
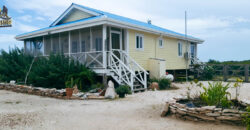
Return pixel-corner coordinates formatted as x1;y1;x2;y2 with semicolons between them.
109;52;135;76
110;49;148;89
108;51;135;87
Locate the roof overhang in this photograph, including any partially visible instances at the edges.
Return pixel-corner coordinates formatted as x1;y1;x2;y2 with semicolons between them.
16;16;204;43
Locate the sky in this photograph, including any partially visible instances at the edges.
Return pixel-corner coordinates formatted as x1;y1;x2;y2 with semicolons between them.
0;0;250;62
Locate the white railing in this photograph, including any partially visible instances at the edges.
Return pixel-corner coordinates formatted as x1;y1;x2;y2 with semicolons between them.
110;49;148;89
108;52;135;89
67;51;103;68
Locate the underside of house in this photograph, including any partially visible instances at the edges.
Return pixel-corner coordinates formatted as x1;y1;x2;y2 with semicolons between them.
15;3;204;92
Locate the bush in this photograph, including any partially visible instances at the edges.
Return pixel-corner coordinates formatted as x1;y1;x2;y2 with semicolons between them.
149;78;159;83
0;48;33;83
115;85;131;98
242;106;250;130
201;65;215;80
200;82;232;108
158;78;171;90
0;48;97;91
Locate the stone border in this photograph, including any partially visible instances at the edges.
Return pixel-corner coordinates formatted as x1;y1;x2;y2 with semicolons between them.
0;83;82;100
161;97;249;125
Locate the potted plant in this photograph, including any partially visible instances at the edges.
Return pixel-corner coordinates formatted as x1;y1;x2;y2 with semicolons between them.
65;78;74;98
115;85;131;98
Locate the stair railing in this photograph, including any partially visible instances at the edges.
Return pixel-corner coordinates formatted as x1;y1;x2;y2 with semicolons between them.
111;49;148;89
108;51;135;90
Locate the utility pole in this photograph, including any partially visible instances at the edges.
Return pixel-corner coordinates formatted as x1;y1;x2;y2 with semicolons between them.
185;11;188;82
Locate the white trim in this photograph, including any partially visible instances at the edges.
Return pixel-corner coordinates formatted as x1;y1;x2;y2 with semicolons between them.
158;37;164;48
102;25;107;68
42;36;45;56
125;29;129;54
90;27;93;51
68;31;71;56
135;33;144;51
50;4;100;27
79;30;81;52
110;30;122;50
59;33;61;53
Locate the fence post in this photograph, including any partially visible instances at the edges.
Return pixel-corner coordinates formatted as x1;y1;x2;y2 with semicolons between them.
223;65;228;81
245;64;249;82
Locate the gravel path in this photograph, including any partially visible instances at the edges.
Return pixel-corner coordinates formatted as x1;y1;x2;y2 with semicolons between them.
0;81;248;130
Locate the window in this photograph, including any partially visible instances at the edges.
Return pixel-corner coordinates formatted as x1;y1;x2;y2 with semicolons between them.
178;42;182;56
190;43;196;58
159;38;163;48
136;34;143;50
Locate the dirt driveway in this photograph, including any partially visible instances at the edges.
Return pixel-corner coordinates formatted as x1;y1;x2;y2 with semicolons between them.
0;81;247;130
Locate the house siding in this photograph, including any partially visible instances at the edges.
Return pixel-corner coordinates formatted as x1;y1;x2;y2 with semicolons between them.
128;29;191;70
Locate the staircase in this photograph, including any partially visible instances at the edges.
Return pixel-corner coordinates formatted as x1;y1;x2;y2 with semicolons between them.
108;50;148;92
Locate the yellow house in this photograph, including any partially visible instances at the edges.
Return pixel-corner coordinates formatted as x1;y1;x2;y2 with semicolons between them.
15;3;204;92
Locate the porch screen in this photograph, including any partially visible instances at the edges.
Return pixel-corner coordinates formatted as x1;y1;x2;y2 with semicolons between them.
70;30;79;53
35;37;44;55
80;28;90;52
92;27;102;51
52;34;59;54
44;36;51;55
60;32;69;54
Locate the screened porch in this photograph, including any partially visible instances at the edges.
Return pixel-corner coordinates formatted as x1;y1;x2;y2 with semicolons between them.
24;25;128;69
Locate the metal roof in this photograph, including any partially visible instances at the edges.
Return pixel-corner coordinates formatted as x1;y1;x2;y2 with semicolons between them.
16;3;204;42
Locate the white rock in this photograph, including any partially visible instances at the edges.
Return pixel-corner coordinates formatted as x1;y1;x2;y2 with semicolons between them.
104;80;116;99
10;80;16;85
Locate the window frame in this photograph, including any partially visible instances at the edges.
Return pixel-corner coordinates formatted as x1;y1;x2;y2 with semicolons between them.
135;33;144;51
178;42;183;57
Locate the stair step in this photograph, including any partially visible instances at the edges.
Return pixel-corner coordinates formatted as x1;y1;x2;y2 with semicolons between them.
133;88;146;92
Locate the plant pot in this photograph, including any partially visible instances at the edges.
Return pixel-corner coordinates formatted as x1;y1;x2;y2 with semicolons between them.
66;88;73;98
119;93;126;98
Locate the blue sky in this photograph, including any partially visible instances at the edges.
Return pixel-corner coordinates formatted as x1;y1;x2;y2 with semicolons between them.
0;0;250;61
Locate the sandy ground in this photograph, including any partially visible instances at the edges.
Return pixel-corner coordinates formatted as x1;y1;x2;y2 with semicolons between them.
0;81;248;130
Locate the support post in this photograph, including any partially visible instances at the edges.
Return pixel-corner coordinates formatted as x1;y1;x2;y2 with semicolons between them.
59;33;61;54
90;27;92;51
144;71;147;89
223;65;228;81
79;30;81;52
68;31;71;57
102;74;108;88
51;35;53;53
24;40;26;54
245;64;249;82
102;25;107;68
43;36;45;56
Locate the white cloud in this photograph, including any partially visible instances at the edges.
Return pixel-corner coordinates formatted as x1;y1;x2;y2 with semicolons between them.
15;22;39;32
0;34;23;51
35;16;46;21
17;15;33;22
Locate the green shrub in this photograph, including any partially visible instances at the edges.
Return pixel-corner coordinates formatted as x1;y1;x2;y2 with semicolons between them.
0;48;97;91
149;78;159;83
200;82;232;108
0;48;33;83
201;65;215;80
242;106;250;130
115;85;131;98
158;78;171;90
